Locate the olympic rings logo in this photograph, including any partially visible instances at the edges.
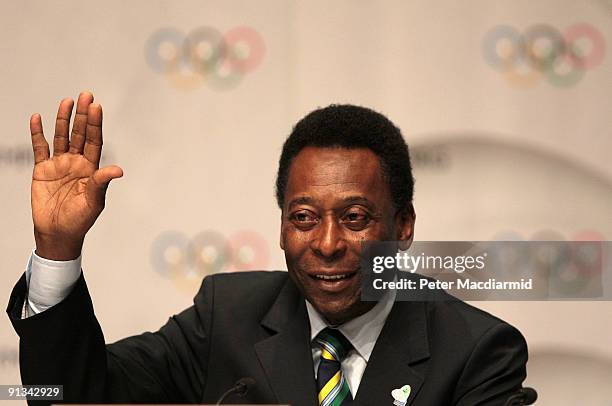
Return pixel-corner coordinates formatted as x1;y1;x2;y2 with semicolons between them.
491;229;604;297
482;23;606;88
145;26;266;91
150;229;270;293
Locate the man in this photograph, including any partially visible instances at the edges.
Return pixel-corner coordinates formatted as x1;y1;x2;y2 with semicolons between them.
7;92;527;405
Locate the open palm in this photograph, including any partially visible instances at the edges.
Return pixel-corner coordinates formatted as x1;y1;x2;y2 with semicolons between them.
30;92;123;259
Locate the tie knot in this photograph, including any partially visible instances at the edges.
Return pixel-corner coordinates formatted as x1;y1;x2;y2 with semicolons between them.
315;328;352;362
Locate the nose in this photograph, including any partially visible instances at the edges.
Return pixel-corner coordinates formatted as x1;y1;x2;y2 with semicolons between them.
310;215;347;260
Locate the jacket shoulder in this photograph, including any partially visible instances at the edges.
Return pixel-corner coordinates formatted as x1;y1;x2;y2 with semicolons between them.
429;293;521;338
194;271;290;318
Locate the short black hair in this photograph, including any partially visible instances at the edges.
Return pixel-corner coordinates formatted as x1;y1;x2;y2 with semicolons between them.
275;104;414;210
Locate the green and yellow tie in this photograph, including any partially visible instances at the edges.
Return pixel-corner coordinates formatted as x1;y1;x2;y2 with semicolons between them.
315;328;353;406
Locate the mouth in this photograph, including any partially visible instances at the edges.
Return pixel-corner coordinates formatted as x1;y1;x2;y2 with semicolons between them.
307;270;359;292
311;272;357;281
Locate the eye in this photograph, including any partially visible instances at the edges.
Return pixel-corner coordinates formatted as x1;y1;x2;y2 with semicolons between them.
341;208;371;230
345;212;364;221
290;210;319;229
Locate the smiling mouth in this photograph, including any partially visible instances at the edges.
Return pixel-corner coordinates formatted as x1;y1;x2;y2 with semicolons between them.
311;272;358;281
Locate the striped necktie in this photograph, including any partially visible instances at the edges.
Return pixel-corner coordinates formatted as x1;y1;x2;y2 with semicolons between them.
315;328;353;406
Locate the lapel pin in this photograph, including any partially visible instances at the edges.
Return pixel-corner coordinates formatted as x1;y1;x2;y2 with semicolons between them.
391;384;411;406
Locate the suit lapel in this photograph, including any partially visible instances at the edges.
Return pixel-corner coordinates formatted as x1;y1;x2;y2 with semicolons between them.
354;301;430;406
254;277;317;406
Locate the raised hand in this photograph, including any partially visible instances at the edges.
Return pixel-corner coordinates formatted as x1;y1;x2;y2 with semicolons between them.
30;92;123;260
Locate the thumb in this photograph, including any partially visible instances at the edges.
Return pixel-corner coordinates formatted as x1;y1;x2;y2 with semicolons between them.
86;165;124;208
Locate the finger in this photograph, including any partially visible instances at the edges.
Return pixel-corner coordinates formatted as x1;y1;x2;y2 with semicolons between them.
93;165;123;184
53;98;74;156
86;165;124;208
83;103;103;166
30;114;49;164
68;91;94;154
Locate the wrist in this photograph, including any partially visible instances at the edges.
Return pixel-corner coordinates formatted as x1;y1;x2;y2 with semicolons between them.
34;231;84;261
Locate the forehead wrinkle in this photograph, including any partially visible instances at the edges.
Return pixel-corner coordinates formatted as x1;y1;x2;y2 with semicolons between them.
307;181;361;187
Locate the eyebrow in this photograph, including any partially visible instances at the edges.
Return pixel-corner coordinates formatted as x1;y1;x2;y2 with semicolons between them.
288;196;315;207
287;195;377;209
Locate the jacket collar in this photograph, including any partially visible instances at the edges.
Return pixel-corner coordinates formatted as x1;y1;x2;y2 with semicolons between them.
354;300;430;406
255;276;317;406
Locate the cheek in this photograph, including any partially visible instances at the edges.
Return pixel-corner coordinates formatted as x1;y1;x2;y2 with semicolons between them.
281;226;310;258
348;224;391;244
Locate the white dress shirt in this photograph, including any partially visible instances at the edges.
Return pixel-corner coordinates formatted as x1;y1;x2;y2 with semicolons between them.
23;250;397;397
23;250;82;318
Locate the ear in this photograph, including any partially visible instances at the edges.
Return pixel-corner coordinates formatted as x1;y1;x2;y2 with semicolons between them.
279;211;286;251
396;203;416;251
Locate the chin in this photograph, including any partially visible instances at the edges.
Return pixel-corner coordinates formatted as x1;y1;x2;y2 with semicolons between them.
313;296;371;325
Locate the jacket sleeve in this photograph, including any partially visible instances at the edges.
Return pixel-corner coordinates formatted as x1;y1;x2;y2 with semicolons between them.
452;322;529;406
6;272;212;405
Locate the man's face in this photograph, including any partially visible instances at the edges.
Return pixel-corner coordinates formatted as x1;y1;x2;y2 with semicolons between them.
280;146;414;325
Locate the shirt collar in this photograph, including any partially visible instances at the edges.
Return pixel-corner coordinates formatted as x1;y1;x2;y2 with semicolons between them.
306;288;396;362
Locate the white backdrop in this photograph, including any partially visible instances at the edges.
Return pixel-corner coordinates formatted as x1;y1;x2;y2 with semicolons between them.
1;1;611;404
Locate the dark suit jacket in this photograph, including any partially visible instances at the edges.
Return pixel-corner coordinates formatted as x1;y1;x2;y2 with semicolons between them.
7;270;527;405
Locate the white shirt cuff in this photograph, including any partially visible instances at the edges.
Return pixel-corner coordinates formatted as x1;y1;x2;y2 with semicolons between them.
24;249;82;317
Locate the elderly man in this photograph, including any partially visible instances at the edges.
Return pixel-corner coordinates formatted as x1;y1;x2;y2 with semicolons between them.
7;92;527;405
